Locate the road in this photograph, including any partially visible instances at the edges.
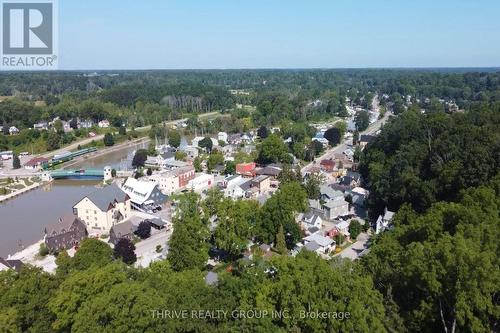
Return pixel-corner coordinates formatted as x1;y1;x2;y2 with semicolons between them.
134;228;172;268
302;97;390;174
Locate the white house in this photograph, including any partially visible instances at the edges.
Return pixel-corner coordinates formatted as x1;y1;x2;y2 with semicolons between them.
9;126;19;135
303;233;335;255
98;120;110;128
222;174;247;199
121;177;167;212
187;173;214;193
375;208;395;234
148;166;195;195
301;211;323;230
217;132;228;144
335;220;350;238
72;184;131;235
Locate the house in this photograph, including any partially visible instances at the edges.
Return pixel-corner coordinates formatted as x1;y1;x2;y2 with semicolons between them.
303;233;335;255
217;132;228;144
227;134;242;145
187;173;214;193
322;198;350;220
109;220;137;245
236;162;256;177
375;208;395;234
72;184;131;235
251;175;271;195
348;187;368;207
255;165;282;178
334;220;350;238
180;145;199;159
33;121;49;130
320;184;344;201
0;257;23;272
222;175;247;199
23;157;49;170
9;126;19;135
320;159;335;172
78;119;93;129
148;166;195;195
301;210;324;230
44;215;88;252
98;119;110;128
121;177;167;212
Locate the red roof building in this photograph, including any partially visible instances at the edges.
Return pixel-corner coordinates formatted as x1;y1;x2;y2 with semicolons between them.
320;159;335;172
23;157;49;170
236;162;256;177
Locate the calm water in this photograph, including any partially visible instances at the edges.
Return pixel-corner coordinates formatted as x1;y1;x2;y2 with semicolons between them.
0;180;99;257
70;141;149;170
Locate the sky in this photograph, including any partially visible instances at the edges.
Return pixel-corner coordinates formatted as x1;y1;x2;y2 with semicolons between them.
58;0;500;70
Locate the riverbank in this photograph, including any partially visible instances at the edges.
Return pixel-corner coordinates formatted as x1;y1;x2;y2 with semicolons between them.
0;177;44;203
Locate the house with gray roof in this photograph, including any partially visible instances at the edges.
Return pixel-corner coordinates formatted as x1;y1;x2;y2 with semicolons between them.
44;215;88;252
73;184;131;235
109;219;137;245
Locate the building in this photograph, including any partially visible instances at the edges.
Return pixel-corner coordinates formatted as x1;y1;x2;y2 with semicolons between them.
44;215;88;252
221;175;247;199
255;165;282;178
187;173;215;193
376;208;395;234
320;185;344;201
303;233;335;255
72;184;131;235
149;166;195;194
322;198;350;220
251;175;271;195
359;134;376;149
217;132;228;144
320;159;335;172
0;257;23;272
98;119;110;128
121;177;167;212
334;220;350;238
23;157;49;170
9;126;19;135
33;121;49;130
301;210;324;230
109;219;142;245
236;162;256;177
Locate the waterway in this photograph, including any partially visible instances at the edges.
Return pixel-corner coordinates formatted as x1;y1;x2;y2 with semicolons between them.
0;136;192;257
0;180;99;257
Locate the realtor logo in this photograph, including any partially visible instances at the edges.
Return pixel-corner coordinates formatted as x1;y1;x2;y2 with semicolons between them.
1;0;58;69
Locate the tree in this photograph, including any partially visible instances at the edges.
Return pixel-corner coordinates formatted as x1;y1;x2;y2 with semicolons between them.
258;134;290;164
103;133;114;146
193;156;202;172
146;167;153;176
168;130;181;148
198;137;213;152
323;127;341;146
207;150;224;171
12;153;20;169
168;192;209;271
224;160;236;175
46;131;61;150
132;149;148;168
257;182;307;247
69;118;78;130
54;120;64;134
353;130;360;145
304;173;323;200
348;219;362;240
118;125;126;136
257;125;269;139
111;169;117;177
135;221;151;239
71;238;113;271
214;199;258;258
355;110;370;131
275;224;287;255
174;150;187;161
113;238;137;265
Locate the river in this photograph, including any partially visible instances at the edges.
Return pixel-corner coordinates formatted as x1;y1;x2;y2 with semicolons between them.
0;137;195;257
0;180;99;257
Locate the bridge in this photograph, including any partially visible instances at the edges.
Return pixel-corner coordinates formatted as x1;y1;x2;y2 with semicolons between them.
49;169;104;180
